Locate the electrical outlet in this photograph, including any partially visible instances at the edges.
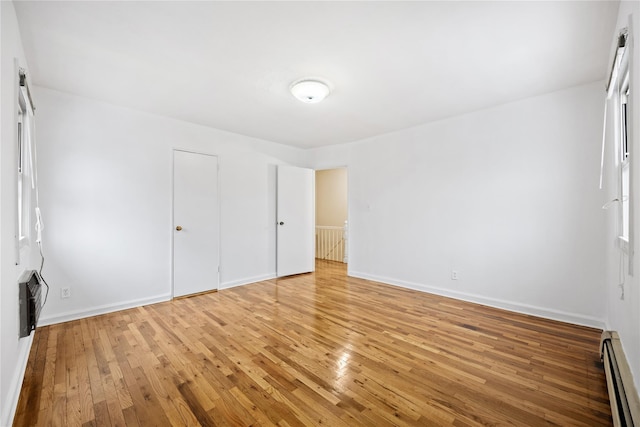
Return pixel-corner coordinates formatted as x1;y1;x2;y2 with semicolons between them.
61;287;71;299
451;270;458;280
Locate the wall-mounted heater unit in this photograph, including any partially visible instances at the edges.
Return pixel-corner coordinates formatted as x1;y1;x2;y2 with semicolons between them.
19;270;43;338
601;331;640;426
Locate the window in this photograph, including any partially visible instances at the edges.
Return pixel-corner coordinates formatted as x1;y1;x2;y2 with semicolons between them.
17;81;32;252
601;29;633;281
603;29;631;248
619;75;630;243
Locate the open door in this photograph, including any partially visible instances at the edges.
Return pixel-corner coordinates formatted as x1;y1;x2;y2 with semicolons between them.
277;166;315;277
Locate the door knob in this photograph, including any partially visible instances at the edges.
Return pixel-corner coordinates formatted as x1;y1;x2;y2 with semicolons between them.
279;221;284;226
176;226;183;231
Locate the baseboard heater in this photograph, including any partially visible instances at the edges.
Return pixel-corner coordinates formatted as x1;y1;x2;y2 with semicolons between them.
601;331;640;426
19;270;43;338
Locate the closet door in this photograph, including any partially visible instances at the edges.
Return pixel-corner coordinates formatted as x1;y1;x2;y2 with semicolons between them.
173;150;219;297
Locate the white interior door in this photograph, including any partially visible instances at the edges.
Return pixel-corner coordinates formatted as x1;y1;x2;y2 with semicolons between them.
277;165;315;277
173;150;219;297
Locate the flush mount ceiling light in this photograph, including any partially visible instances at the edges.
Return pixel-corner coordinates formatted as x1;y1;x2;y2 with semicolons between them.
290;79;331;104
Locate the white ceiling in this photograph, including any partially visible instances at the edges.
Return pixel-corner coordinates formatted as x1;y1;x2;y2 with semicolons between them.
14;1;619;149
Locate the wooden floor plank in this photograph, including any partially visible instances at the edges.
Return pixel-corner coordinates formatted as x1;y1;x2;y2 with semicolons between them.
14;260;611;426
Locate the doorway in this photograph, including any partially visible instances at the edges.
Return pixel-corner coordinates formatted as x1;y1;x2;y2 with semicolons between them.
172;150;220;297
315;168;348;264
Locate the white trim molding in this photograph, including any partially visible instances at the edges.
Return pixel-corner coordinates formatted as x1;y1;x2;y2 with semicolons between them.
38;293;172;326
1;334;34;427
349;271;606;330
220;273;276;290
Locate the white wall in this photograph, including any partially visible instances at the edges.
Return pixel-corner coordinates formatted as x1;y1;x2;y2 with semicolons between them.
603;0;640;396
307;82;607;328
0;2;41;425
34;87;304;325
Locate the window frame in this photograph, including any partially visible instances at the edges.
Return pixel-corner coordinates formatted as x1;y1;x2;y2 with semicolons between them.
616;51;631;253
17;82;32;255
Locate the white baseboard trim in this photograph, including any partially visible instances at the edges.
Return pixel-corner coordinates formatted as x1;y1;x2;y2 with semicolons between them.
2;334;34;427
38;273;280;326
220;273;276;290
349;271;606;330
38;293;173;326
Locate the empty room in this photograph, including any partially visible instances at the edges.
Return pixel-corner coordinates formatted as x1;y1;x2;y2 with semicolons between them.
1;1;639;426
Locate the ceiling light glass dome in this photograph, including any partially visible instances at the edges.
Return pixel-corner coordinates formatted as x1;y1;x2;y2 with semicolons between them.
290;79;331;104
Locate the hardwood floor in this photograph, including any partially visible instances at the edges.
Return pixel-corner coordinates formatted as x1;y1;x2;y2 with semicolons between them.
14;260;611;426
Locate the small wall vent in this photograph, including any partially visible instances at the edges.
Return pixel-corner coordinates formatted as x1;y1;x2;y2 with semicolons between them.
19;270;43;338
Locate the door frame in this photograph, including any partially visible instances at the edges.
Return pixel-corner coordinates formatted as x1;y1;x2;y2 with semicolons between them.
171;148;221;298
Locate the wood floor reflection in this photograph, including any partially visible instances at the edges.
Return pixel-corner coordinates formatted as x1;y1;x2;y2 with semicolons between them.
14;260;611;426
